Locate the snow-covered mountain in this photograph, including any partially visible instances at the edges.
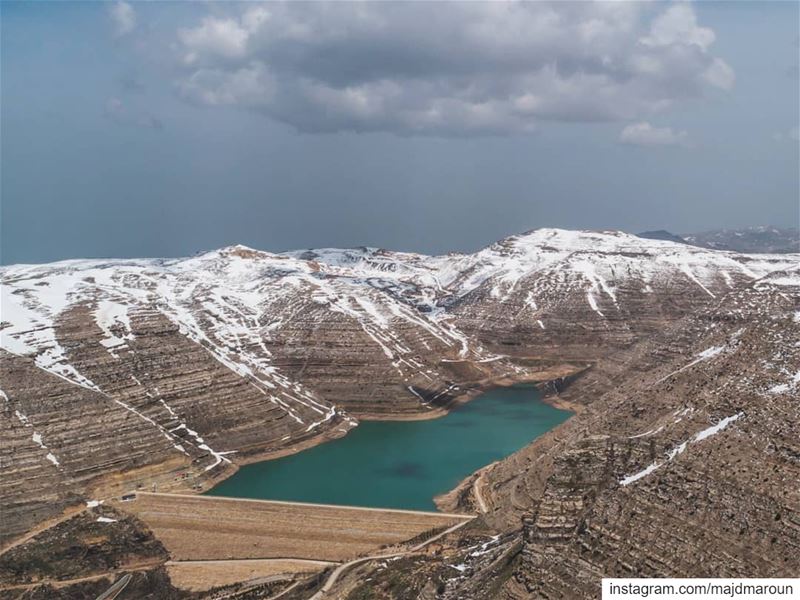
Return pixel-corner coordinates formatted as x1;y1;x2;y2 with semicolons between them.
1;228;797;542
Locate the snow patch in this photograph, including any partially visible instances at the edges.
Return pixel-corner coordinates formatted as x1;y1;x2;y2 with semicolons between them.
696;345;725;360
620;412;744;486
768;370;800;394
0;279;101;390
629;425;665;439
654;345;727;384
5;388;64;469
619;462;661;486
693;413;743;442
94;300;135;357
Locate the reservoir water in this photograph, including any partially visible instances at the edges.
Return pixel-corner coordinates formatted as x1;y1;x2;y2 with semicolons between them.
207;385;571;511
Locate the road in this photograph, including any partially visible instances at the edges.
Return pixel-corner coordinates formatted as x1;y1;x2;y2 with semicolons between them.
308;517;474;599
0;561;160;593
472;471;489;513
165;558;336;568
95;573;131;600
0;503;88;556
136;491;469;519
204;574;298;600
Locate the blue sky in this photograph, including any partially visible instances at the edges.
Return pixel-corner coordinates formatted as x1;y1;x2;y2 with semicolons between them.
1;1;798;264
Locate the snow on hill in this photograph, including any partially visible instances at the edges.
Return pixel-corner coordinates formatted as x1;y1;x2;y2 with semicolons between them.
2;229;796;392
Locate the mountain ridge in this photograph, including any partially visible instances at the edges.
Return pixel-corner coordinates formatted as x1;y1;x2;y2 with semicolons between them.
634;225;800;254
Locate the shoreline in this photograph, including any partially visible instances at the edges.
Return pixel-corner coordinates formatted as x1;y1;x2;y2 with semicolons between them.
351;362;586;422
200;365;586;506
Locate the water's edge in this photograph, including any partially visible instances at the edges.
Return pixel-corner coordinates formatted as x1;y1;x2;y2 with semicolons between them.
206;385;573;511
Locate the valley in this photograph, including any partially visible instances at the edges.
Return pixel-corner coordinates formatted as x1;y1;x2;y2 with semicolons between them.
1;228;798;599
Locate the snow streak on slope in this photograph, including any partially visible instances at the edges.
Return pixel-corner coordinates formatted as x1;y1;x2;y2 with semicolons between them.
379;229;794;322
1;278;102;390
620;412;744;486
653;344;726;385
1;388;62;468
0;255;347;470
418;229;779;302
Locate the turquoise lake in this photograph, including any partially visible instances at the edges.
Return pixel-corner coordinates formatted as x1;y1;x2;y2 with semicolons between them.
207;385;571;511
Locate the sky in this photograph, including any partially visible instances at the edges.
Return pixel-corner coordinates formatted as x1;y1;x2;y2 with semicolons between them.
1;1;798;264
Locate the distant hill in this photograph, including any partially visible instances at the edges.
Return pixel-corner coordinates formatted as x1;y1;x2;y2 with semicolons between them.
682;226;799;254
637;226;799;253
636;230;688;244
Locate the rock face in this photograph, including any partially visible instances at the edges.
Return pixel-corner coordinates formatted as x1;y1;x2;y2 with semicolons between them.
1;228;798;567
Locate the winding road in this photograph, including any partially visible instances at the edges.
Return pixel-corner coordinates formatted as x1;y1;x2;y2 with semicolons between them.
308;517;474;599
95;573;132;600
472;471;489;513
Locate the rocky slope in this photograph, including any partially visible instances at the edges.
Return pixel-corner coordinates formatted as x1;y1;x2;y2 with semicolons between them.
361;266;800;599
1;228;797;587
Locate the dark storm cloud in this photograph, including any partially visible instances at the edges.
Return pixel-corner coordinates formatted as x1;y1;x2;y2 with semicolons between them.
173;2;734;136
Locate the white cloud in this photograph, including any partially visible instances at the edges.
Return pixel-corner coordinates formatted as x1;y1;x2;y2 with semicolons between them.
172;2;734;136
109;1;136;37
619;122;690;147
178;15;252;64
640;4;715;51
